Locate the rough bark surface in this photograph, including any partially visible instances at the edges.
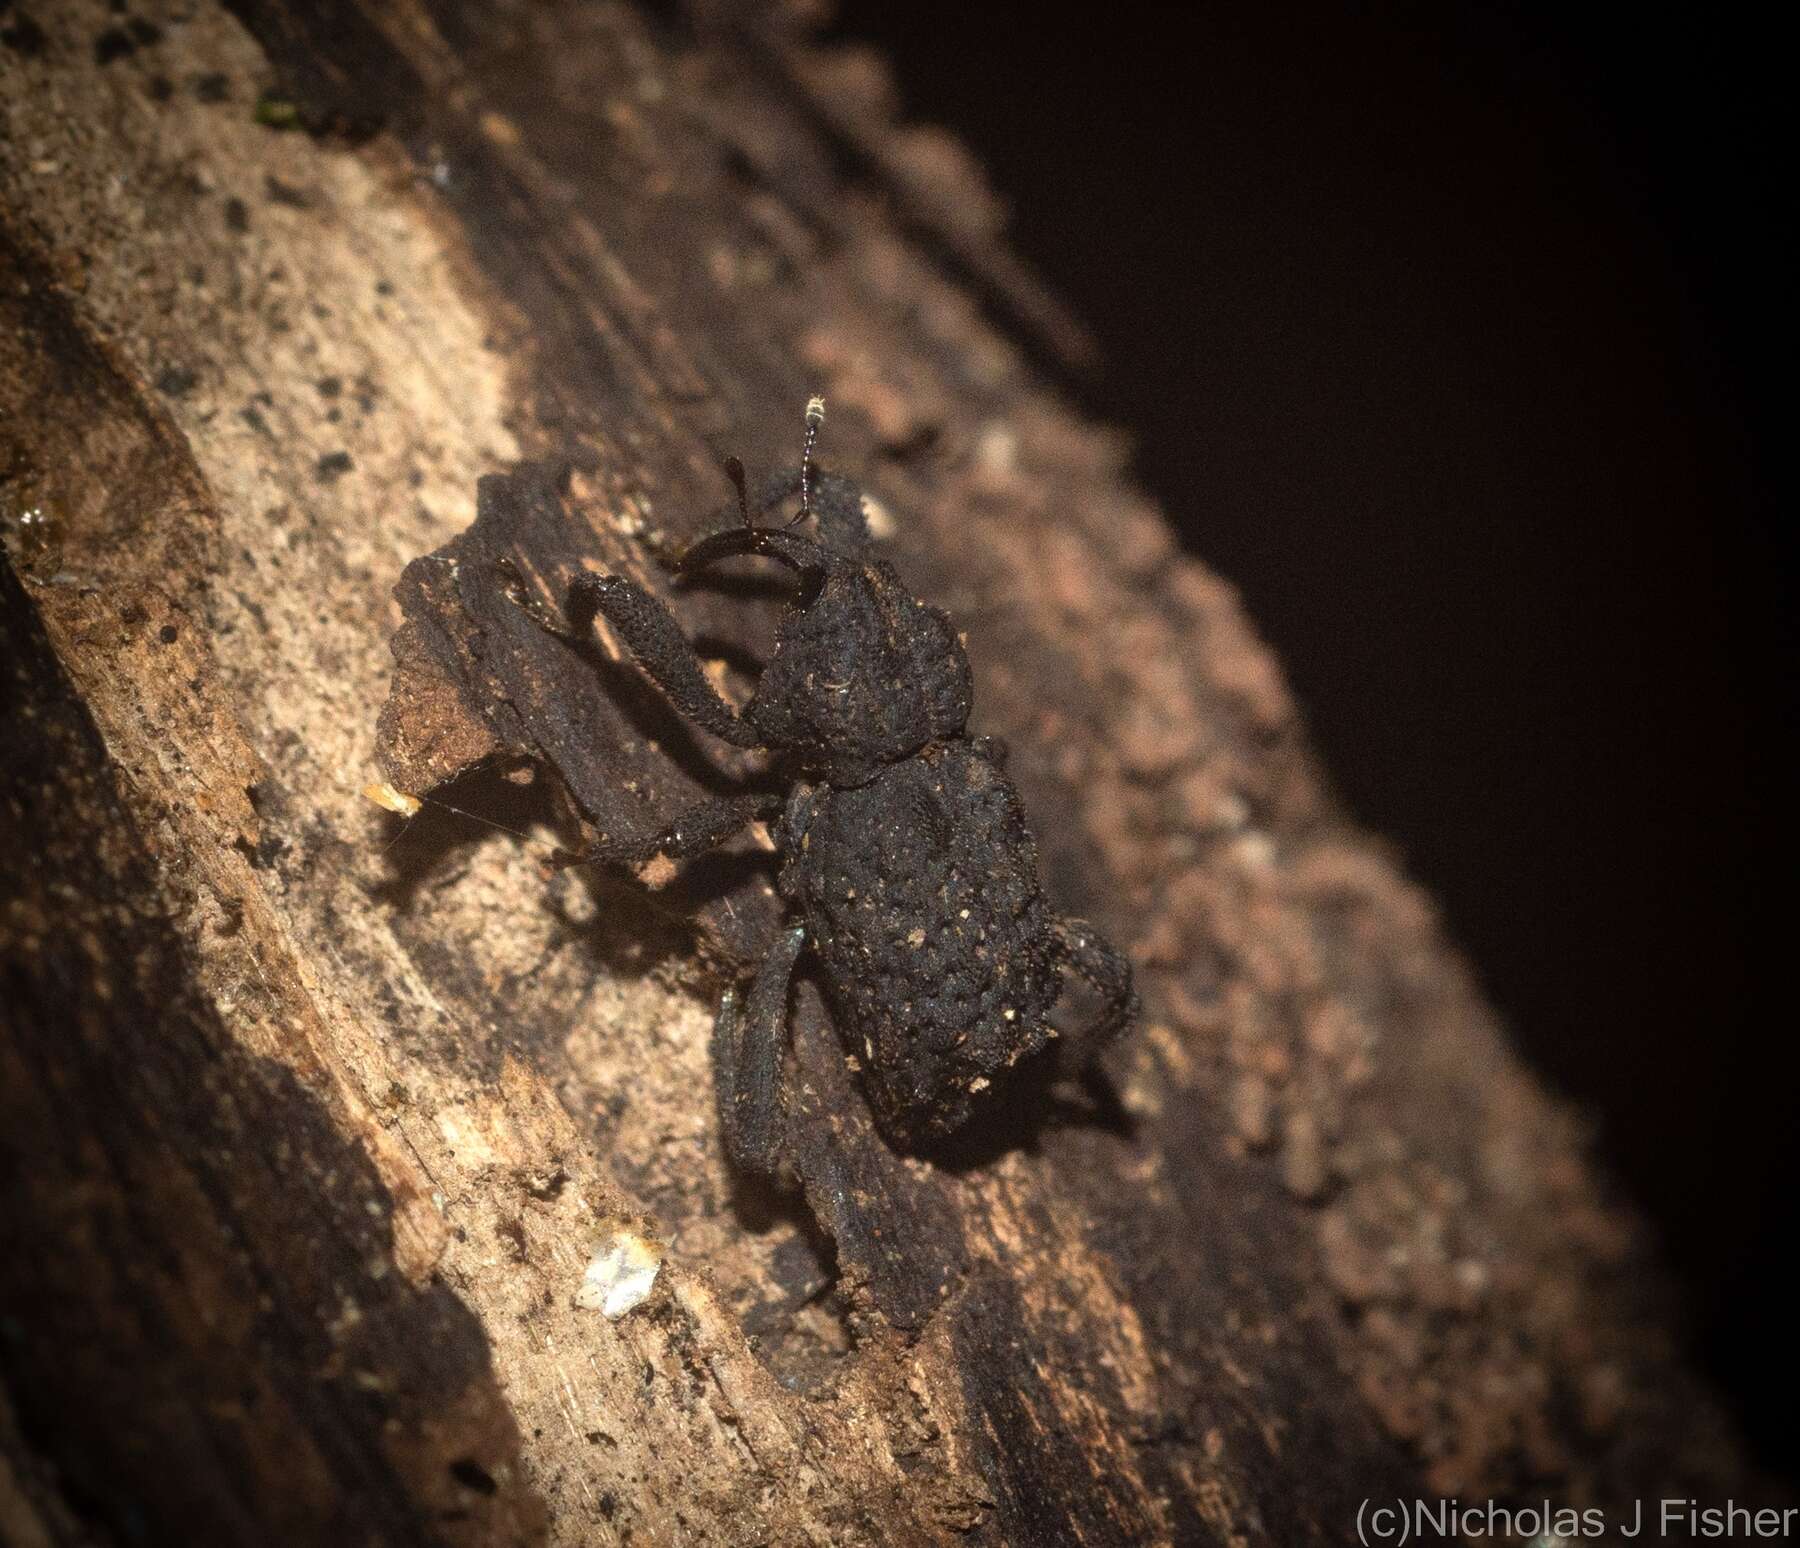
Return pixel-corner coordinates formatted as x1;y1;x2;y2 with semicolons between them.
0;3;1751;1545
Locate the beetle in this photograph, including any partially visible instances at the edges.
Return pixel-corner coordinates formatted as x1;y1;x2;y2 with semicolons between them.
513;401;1136;1175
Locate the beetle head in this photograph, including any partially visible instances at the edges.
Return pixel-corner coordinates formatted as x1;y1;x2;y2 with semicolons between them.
676;522;972;785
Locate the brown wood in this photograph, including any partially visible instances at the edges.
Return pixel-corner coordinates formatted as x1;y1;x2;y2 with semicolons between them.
0;3;1752;1544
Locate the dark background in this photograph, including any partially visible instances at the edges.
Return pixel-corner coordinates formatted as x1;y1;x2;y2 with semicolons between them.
836;0;1789;1477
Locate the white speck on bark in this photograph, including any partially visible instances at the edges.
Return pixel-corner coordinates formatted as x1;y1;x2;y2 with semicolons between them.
576;1232;662;1319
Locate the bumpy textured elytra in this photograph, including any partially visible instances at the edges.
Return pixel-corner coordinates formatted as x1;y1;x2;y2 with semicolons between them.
516;409;1136;1175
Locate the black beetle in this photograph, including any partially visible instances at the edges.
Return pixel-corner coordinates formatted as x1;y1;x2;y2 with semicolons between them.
514;402;1135;1174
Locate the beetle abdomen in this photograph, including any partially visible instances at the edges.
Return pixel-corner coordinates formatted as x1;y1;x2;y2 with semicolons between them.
797;742;1060;1143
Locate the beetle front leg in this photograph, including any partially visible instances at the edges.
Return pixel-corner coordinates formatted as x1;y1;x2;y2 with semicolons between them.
1050;916;1138;1079
712;925;807;1176
565;572;766;749
498;560;763;748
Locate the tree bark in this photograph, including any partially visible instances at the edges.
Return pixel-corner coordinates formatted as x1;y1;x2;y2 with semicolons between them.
0;3;1751;1544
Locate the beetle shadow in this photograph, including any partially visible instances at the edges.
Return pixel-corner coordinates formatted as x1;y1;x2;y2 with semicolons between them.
686;633;769;685
676;567;798;607
716;1159;860;1388
922;1049;1140;1176
368;756;563;912
724;1162;834;1246
366;757;775;980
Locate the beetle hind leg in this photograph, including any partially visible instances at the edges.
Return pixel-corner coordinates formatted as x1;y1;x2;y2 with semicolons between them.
712;925;807;1176
1049;917;1138;1080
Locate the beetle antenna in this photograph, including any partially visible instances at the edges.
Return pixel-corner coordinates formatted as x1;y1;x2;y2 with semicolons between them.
793;395;825;528
724;455;751;529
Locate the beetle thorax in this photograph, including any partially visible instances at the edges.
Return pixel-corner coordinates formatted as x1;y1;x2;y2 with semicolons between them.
748;560;973;785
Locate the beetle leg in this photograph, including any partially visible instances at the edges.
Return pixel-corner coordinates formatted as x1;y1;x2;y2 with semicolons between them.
971;733;1010;769
773;785;823;900
712;925;807;1176
1050;916;1138;1078
548;792;782;871
566;571;765;748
